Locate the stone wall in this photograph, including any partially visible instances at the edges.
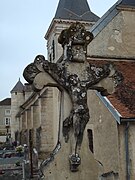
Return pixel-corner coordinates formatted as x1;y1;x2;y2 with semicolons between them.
11;92;24;140
88;11;135;59
87;90;119;175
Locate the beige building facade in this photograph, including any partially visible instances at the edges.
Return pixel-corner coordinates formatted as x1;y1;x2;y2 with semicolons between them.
0;98;11;142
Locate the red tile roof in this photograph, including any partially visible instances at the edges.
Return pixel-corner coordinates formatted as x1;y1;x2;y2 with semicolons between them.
88;59;135;118
108;61;135;118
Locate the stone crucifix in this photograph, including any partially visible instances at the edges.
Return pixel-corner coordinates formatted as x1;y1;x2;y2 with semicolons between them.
23;22;122;172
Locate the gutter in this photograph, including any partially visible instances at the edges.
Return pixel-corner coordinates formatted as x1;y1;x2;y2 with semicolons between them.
120;118;135;123
45;18;93;40
96;91;121;124
125;122;130;180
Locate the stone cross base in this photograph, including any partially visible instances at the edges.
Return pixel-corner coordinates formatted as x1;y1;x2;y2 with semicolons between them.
41;129;103;180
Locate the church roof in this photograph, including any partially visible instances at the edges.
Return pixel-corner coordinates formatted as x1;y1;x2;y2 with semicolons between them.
0;98;11;106
107;61;135;119
54;0;99;22
119;0;135;8
10;79;24;93
88;59;135;120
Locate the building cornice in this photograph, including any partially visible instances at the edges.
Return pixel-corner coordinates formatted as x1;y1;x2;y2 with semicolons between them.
87;56;135;62
45;18;94;40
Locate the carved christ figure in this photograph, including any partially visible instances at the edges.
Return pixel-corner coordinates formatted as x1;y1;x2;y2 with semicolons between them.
23;22;122;171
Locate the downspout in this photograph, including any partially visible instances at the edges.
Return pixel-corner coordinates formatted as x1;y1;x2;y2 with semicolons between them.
121;118;135;180
120;117;135;180
125;122;130;180
96;90;133;179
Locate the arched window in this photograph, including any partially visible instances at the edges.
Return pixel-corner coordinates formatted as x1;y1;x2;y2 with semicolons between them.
49;53;52;62
52;40;55;60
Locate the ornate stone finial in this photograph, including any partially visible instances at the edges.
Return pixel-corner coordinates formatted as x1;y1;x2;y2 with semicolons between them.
58;22;93;62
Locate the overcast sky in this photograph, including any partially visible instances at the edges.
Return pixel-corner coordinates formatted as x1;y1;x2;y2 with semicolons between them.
0;0;118;100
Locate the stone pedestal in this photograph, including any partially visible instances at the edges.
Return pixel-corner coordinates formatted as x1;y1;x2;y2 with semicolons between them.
41;127;102;180
39;90;102;180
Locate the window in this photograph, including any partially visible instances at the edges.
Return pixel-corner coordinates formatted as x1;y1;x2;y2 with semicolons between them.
5;117;11;126
87;129;94;153
49;53;52;62
5;109;11;115
52;40;55;60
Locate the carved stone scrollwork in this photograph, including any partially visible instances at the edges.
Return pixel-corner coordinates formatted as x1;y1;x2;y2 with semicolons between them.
23;63;40;84
58;22;93;62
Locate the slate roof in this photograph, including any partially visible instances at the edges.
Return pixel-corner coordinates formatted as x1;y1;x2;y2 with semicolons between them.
87;59;135;118
54;0;99;22
119;0;135;8
0;98;11;106
10;79;24;93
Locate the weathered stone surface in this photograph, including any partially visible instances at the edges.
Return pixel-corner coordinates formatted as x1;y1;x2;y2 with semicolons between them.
88;11;135;59
23;22;122;179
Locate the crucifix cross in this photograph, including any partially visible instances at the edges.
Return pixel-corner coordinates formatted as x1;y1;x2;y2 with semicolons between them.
23;22;122;172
